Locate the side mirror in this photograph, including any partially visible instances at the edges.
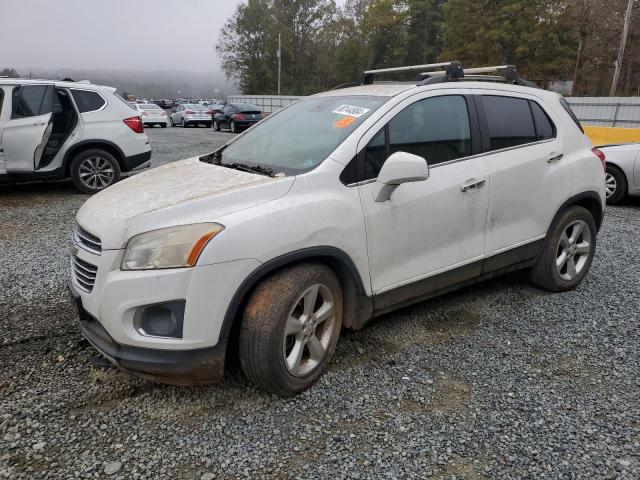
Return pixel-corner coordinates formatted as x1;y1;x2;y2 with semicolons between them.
374;151;429;202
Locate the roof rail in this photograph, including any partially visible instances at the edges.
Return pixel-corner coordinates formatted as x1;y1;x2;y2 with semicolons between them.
361;62;463;85
360;61;539;89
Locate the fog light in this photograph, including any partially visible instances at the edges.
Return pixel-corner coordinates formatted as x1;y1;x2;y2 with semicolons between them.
133;300;185;338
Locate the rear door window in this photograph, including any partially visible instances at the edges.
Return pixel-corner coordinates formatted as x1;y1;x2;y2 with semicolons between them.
481;95;537;151
70;89;106;113
11;85;54;119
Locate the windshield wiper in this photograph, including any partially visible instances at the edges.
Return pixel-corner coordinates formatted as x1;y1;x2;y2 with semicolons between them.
226;162;277;177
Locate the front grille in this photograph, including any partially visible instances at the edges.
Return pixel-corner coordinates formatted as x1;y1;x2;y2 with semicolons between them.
75;224;102;254
72;256;98;293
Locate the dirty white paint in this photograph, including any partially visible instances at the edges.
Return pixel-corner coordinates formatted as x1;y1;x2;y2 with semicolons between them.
84;157;272;219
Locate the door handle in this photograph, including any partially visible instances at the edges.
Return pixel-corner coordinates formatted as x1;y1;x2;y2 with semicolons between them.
547;152;563;163
460;178;486;192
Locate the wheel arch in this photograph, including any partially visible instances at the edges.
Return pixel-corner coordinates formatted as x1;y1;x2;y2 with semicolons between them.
63;140;126;176
220;247;373;363
553;191;604;233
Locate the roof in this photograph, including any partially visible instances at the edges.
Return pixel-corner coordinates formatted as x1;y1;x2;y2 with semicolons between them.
0;78;116;93
313;81;558;99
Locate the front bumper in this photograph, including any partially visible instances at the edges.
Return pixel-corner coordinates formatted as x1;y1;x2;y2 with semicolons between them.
69;281;227;385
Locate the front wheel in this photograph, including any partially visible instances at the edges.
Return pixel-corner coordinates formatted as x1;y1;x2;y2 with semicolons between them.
239;263;343;396
70;149;121;194
605;165;627;205
529;206;596;292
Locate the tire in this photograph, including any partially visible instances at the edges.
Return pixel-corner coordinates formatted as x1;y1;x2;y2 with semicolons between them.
605;164;627;205
161;123;167;128
169;117;175;127
70;149;121;194
230;121;237;133
529;206;596;292
239;263;343;396
213;120;220;131
181;118;187;128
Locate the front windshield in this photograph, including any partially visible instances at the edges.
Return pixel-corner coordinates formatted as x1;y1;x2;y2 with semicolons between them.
216;95;387;175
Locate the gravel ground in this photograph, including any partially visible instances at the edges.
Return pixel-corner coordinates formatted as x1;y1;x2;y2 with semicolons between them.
1;130;639;479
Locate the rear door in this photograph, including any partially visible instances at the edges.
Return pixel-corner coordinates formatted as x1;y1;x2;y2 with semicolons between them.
474;91;568;254
2;84;55;173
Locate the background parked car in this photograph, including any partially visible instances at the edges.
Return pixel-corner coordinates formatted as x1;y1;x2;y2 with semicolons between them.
132;102;168;128
169;104;212;127
206;103;224;123
213;103;264;133
0;78;150;193
598;142;640;204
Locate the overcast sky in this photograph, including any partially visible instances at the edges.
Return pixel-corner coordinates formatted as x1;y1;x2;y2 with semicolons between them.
0;0;347;74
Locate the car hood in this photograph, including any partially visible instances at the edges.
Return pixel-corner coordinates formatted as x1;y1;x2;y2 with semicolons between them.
76;157;294;249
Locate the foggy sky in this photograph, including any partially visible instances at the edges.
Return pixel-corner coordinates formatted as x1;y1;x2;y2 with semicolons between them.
0;0;240;74
1;0;347;76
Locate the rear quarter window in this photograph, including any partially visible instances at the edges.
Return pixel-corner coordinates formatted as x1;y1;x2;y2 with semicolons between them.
530;101;556;140
71;89;106;113
559;98;584;133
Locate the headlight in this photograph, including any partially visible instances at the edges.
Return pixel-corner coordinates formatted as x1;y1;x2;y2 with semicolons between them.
121;223;224;271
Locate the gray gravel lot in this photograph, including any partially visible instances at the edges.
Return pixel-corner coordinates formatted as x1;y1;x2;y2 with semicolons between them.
1;127;639;479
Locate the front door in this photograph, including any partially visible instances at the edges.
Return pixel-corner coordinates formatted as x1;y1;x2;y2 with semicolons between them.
2;84;55;173
357;93;490;305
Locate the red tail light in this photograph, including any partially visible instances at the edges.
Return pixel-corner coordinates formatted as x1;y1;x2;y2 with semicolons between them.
185;110;195;114
232;113;245;121
123;116;144;133
592;147;606;172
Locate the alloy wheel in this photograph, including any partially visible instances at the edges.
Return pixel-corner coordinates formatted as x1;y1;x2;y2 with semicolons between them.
78;156;115;190
605;172;617;199
556;220;592;281
282;283;337;377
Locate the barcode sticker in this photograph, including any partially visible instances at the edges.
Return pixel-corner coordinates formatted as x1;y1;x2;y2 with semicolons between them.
332;105;371;118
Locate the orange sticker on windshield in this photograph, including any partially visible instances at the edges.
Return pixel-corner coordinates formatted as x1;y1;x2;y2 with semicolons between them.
334;116;356;128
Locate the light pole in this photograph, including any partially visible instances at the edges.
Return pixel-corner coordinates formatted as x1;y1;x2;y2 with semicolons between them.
610;0;635;96
277;34;282;95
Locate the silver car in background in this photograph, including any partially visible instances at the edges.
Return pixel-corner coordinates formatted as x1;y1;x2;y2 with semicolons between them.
599;142;640;204
133;103;168;128
169;104;212;128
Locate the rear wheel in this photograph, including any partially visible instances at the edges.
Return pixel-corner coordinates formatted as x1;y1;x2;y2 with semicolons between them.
239;263;343;396
70;149;121;194
529;206;596;292
605;164;627;205
230;121;237;133
181;118;187;128
213;120;220;131
161;123;167;128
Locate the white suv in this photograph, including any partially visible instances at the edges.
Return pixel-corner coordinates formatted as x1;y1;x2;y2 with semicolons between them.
0;79;151;193
69;63;606;396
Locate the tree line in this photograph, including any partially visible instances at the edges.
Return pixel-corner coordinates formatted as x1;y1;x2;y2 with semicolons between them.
217;0;640;96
